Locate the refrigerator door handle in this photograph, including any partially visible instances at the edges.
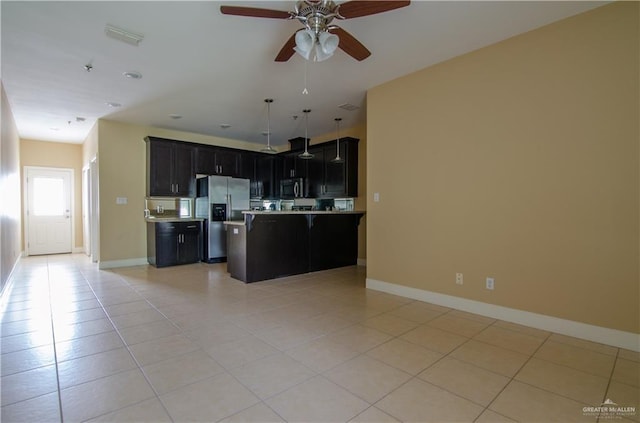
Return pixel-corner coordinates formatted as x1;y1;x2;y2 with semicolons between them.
227;194;232;221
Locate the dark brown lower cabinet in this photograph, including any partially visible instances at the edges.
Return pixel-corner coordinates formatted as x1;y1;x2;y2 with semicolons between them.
226;212;364;283
147;221;202;267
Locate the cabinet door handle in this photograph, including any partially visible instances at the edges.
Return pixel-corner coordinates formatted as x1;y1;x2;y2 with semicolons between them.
187;225;197;229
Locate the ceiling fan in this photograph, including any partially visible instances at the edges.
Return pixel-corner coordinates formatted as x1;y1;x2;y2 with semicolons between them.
220;1;410;62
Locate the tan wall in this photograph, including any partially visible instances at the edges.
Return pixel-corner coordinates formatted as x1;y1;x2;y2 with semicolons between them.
20;140;84;251
367;2;639;333
0;84;22;293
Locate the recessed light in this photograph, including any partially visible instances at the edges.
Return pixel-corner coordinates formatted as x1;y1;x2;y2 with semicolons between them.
106;102;122;108
50;127;60;131
123;71;142;79
169;114;182;120
220;124;231;129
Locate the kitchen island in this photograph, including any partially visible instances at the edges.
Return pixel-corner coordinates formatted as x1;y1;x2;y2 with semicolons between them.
225;211;365;283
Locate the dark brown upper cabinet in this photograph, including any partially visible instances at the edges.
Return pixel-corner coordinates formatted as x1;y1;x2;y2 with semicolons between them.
146;137;195;197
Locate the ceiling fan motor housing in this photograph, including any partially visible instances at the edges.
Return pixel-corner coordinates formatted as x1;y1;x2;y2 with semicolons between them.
294;0;341;33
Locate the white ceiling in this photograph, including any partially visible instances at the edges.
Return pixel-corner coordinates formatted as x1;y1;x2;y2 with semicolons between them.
1;1;605;148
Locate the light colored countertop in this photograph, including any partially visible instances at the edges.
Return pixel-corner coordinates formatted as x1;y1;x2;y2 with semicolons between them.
241;210;366;215
145;217;205;223
224;220;246;226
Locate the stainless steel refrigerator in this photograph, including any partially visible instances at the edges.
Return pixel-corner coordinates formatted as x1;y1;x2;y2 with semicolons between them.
195;175;250;262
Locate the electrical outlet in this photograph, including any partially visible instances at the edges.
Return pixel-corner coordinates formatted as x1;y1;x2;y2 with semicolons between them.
456;273;463;285
486;277;495;290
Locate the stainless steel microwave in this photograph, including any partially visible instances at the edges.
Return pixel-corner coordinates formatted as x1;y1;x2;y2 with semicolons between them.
280;178;305;198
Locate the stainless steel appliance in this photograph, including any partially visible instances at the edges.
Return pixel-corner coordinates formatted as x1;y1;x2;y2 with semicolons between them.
280;177;306;198
195;175;250;262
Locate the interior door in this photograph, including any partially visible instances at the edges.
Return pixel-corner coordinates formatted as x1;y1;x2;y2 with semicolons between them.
26;167;73;255
82;167;91;256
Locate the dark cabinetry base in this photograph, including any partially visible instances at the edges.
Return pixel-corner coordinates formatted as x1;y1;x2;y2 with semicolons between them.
227;213;363;283
147;221;203;267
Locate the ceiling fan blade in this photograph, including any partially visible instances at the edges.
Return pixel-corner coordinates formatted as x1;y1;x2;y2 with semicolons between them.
220;6;291;19
337;1;410;19
330;27;371;61
275;32;298;62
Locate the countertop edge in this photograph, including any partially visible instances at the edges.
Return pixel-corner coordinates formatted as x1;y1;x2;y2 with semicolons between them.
145;218;205;223
241;210;366;215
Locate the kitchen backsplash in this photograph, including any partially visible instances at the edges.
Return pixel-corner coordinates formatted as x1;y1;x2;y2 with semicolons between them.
250;198;354;211
145;197;193;218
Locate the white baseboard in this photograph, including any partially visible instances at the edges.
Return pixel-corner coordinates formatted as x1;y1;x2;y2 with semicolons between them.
0;255;22;315
357;258;367;267
99;258;148;269
367;278;640;352
72;247;85;253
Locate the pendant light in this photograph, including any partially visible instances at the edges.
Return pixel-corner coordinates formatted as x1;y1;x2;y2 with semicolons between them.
331;118;343;163
260;98;277;154
299;109;314;159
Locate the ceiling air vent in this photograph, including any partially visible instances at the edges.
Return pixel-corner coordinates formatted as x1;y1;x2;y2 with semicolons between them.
338;103;360;111
105;24;144;46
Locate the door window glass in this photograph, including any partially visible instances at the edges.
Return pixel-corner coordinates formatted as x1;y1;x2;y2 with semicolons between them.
33;177;64;216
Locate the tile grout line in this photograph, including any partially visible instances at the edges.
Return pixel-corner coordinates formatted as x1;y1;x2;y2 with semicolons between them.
597;348;621;423
476;324;606;418
476;325;554;421
45;257;66;423
75;263;179;422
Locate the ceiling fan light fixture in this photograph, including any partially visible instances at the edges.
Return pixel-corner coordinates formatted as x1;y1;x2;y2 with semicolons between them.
294;29;315;60
315;32;340;62
317;31;339;57
294;29;339;62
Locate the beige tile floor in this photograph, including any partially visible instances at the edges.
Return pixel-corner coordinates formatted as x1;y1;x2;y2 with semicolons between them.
1;254;638;422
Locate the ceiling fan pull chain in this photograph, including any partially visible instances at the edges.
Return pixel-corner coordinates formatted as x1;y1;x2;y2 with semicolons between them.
302;59;309;95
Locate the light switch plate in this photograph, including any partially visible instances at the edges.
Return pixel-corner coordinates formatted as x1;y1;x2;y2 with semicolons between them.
116;197;128;205
373;192;380;202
